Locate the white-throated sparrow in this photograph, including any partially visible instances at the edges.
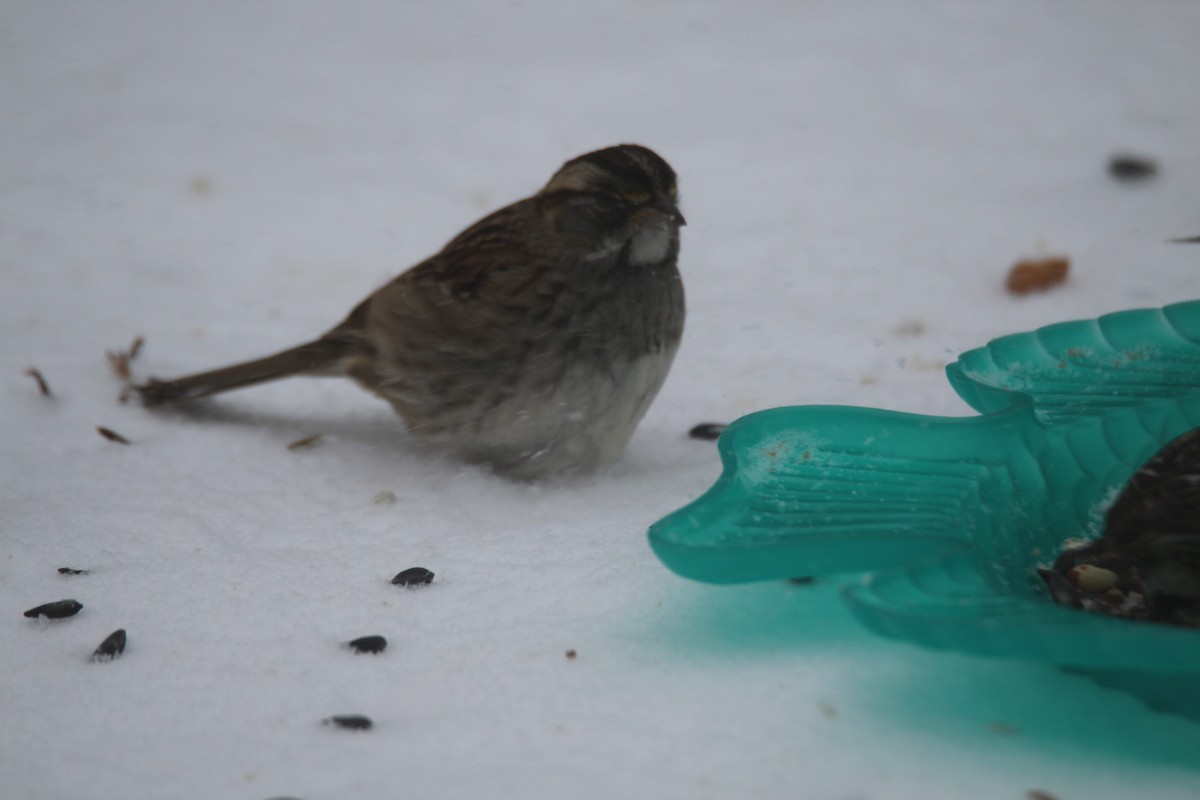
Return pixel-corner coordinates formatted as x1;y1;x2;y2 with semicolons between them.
137;144;686;479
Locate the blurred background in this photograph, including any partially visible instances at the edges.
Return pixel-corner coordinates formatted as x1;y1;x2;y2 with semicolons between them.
3;2;1199;799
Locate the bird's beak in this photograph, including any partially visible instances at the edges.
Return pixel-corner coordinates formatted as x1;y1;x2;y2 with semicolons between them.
653;194;686;226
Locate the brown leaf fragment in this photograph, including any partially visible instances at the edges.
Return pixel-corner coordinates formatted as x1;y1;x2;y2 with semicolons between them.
1005;257;1070;295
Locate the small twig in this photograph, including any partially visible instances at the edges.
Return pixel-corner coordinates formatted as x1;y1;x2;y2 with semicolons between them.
23;367;52;397
105;335;145;382
97;426;132;445
287;433;323;451
106;350;131;381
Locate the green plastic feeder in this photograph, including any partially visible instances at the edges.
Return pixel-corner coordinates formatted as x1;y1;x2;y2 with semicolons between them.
649;301;1200;718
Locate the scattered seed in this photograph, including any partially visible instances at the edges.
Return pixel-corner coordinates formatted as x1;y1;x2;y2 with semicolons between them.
58;567;89;576
322;715;372;731
1067;564;1119;593
1100;587;1127;604
818;702;837;719
893;319;926;337
1026;790;1061;800
565;649;577;660
97;426;131;445
987;722;1021;735
1107;153;1157;181
787;576;817;586
1170;235;1200;244
23;367;52;397
24;599;83;619
348;635;388;654
90;629;127;661
1005;256;1070;295
287;433;323;451
372;490;397;506
391;567;435;586
688;422;727;441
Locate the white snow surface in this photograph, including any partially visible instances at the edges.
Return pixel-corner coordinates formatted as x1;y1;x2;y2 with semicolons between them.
3;2;1200;798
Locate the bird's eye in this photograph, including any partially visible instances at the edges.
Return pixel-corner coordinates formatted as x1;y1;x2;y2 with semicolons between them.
666;183;678;201
624;190;651;205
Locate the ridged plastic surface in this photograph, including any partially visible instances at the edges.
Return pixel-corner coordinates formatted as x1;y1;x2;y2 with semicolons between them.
649;301;1200;718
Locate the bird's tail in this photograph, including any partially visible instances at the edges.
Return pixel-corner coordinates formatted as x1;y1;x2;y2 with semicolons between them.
135;337;359;406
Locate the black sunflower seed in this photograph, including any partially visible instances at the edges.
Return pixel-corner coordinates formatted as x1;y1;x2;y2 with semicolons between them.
391;567;434;586
91;629;127;661
1107;153;1157;181
347;635;387;654
323;715;372;731
24;599;83;619
688;422;727;441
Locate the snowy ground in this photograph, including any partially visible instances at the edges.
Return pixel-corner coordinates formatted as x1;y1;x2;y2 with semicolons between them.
3;2;1200;798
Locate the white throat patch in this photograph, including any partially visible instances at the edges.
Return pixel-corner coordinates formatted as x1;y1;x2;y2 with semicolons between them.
629;226;673;265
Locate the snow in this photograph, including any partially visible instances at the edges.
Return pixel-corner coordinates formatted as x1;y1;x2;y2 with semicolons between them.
3;1;1200;798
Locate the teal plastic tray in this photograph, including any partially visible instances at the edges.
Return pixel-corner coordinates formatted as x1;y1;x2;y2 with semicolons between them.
650;301;1200;718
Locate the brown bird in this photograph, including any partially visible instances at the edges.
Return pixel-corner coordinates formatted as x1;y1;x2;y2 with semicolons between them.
137;144;686;479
